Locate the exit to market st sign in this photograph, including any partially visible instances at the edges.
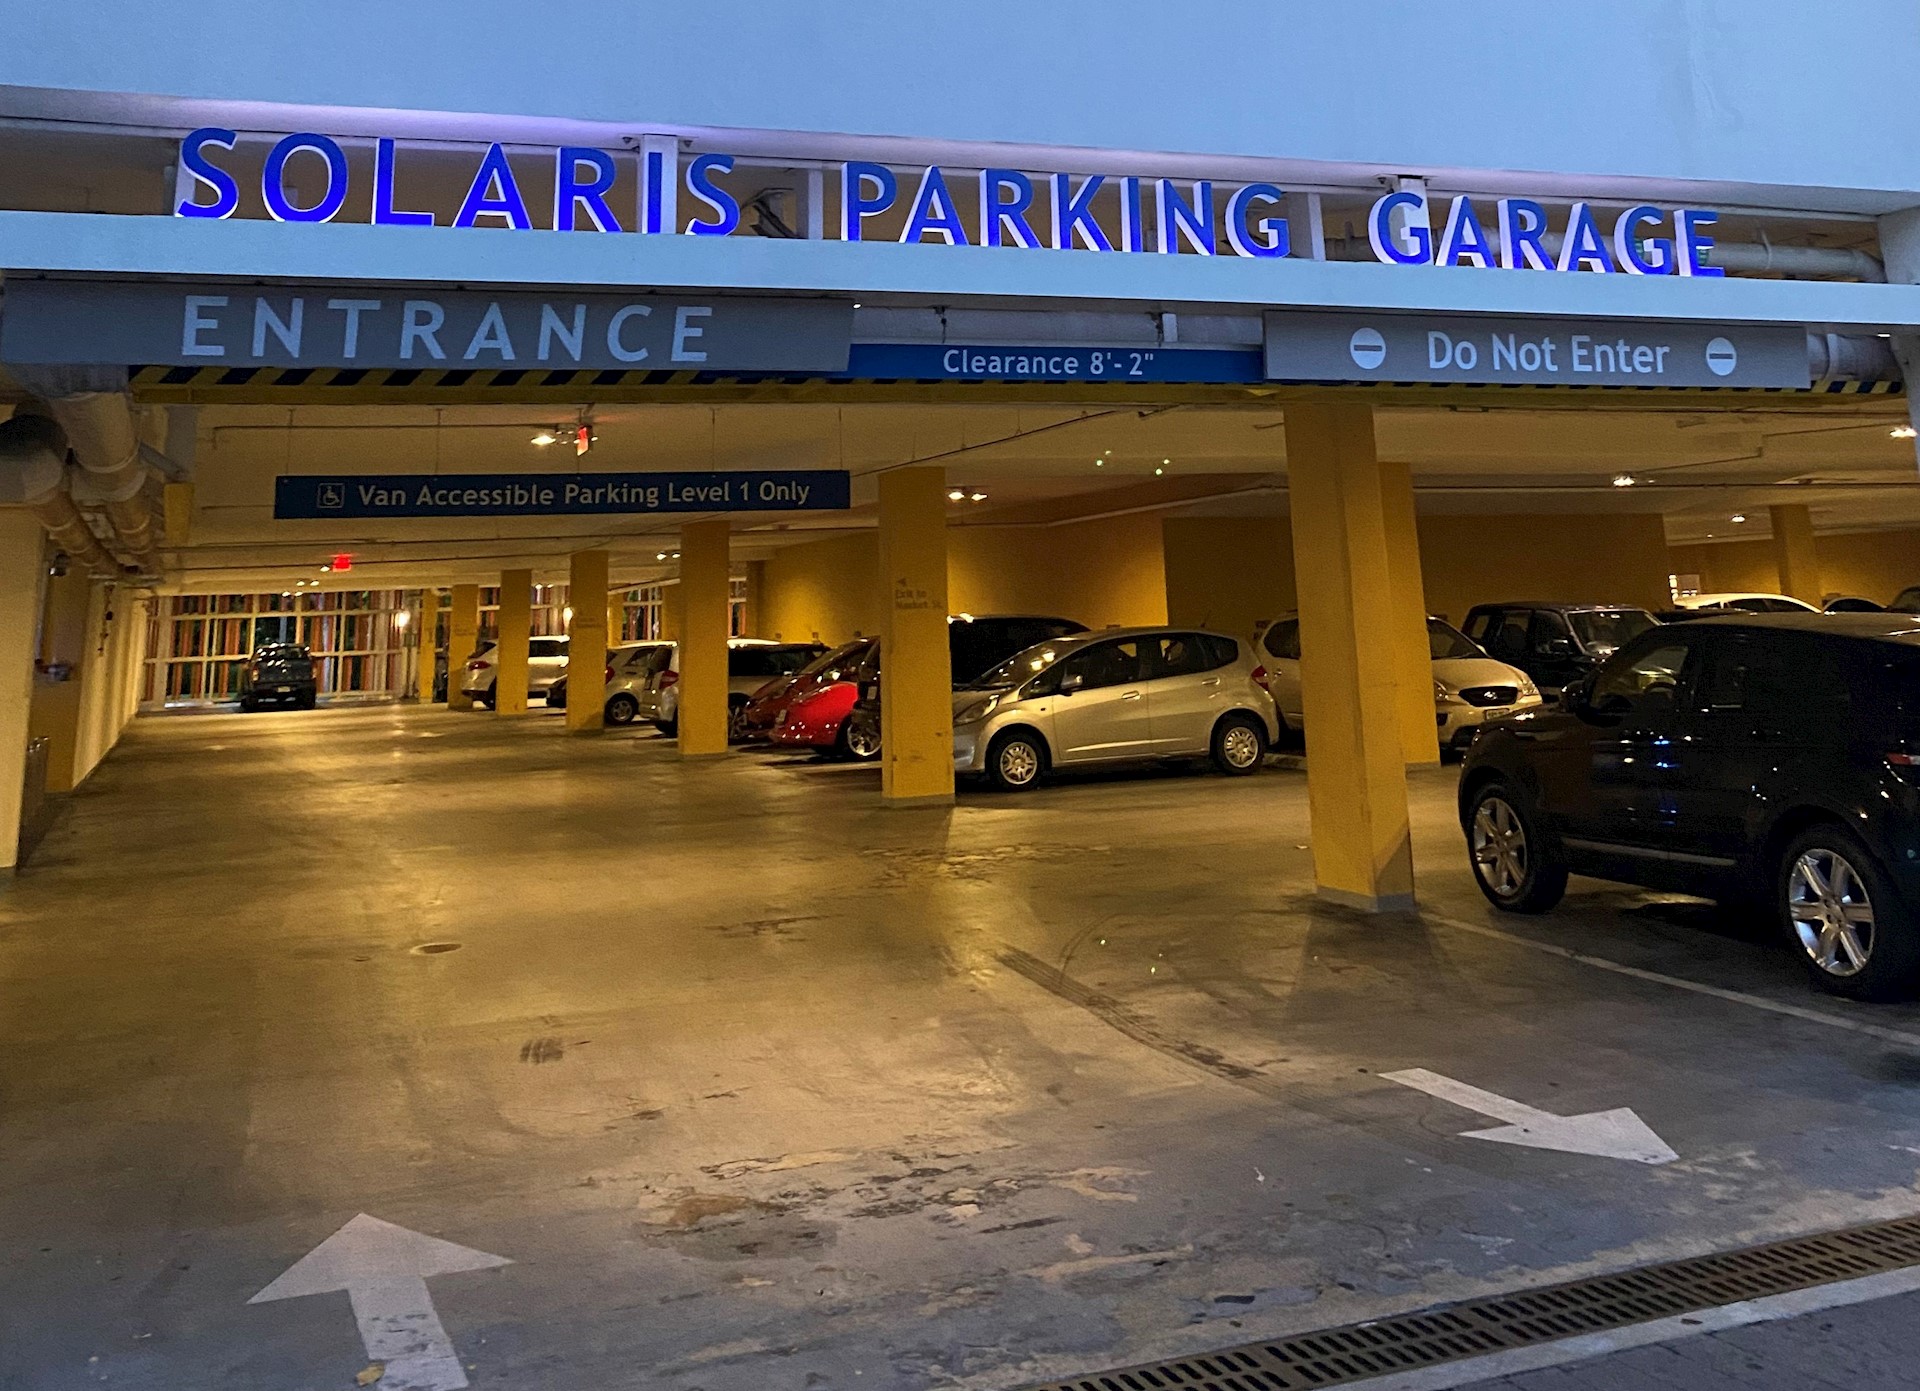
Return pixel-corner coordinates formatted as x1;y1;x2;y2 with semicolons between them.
274;470;851;519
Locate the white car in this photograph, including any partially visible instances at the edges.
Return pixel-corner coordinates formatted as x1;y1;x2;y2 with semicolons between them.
598;642;674;725
629;638;829;737
459;635;570;708
1255;614;1542;753
1673;592;1818;613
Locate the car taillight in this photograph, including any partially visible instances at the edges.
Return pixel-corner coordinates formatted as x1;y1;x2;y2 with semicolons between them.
659;671;679;689
466;660;487;672
1251;664;1270;690
1889;751;1920;774
604;664;614;684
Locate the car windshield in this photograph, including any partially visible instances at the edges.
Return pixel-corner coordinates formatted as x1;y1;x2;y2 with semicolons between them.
967;638;1083;690
1569;609;1656;656
1427;620;1481;660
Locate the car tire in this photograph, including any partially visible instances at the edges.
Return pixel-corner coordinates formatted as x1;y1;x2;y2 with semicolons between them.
656;717;678;738
298;692;316;710
478;692;496;711
1777;823;1920;1001
1211;713;1268;776
239;695;256;713
1465;781;1567;914
606;693;640;726
727;697;751;744
986;730;1046;792
836;719;881;762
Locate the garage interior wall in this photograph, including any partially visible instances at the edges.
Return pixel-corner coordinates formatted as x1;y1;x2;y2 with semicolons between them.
1417;513;1675;624
1669;529;1920;605
758;513;1170;643
1162;511;1674;638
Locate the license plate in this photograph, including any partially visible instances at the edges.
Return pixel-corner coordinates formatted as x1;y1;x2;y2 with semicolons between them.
276;686;292;694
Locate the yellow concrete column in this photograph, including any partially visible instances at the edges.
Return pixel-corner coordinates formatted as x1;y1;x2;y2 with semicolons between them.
566;550;610;733
1285;403;1416;911
29;567;91;791
446;584;480;711
607;589;627;645
1770;504;1823;605
0;509;48;874
1379;460;1440;765
413;590;439;703
740;560;768;637
878;467;955;805
494;570;533;715
677;521;731;755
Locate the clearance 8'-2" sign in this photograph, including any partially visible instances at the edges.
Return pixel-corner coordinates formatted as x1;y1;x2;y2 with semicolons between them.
166;127;1733;279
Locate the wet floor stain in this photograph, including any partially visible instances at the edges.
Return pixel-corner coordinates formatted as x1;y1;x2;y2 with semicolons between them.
519;1037;566;1064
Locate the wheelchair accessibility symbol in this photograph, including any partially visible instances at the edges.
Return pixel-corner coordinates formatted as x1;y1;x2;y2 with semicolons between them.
316;483;346;510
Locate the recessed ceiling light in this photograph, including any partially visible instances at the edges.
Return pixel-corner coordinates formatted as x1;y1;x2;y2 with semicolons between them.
1612;474;1636;488
531;430;559;447
1093;458;1103;467
968;491;987;503
1154;467;1164;476
947;488;967;502
1892;425;1917;440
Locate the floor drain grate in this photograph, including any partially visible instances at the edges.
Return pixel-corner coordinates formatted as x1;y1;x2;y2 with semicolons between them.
1021;1213;1920;1391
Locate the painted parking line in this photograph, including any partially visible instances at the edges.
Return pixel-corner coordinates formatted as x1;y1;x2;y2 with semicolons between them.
1426;909;1920;1050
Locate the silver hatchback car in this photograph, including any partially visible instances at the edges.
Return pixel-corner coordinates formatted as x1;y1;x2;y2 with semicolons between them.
952;627;1280;790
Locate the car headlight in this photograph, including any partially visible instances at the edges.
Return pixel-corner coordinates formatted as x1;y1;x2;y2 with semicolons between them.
954;696;999;726
1433;679;1450;701
1518;676;1539;698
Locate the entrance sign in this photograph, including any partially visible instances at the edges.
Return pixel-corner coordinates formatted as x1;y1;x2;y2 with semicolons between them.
168;127;1723;279
0;279;853;372
846;343;1263;384
1264;311;1811;388
274;470;851;519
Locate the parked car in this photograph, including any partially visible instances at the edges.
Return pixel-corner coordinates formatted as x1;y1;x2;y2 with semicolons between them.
740;639;867;741
632;638;828;736
1256;614;1542;752
768;639;881;757
1824;596;1886;613
1461;602;1660;701
840;614;1090;761
460;635;570;709
1673;592;1819;614
237;643;317;711
953;627;1279;791
1891;586;1920;615
1457;612;1920;999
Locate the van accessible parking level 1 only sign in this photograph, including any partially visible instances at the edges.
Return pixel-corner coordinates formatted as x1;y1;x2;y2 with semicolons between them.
274;471;851;519
1263;312;1811;388
0;279;853;373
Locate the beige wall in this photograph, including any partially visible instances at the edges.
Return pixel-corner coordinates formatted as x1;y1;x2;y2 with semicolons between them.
758;513;1170;644
1163;516;1296;639
950;513;1167;630
1669;528;1920;606
1418;512;1675;624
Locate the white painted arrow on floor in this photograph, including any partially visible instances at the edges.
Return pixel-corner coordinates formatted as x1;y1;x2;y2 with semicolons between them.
250;1214;510;1391
1383;1068;1678;1165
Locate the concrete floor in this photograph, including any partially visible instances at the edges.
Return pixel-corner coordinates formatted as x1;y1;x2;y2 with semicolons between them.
7;705;1920;1391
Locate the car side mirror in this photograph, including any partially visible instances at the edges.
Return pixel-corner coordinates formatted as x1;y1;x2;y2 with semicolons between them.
1540;637;1577;658
1057;673;1085;695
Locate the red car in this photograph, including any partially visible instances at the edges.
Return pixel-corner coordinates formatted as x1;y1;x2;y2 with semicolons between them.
763;638;879;757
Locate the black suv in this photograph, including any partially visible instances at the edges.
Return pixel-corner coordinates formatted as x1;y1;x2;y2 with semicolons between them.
237;644;317;711
1458;614;1920;998
1462;602;1660;699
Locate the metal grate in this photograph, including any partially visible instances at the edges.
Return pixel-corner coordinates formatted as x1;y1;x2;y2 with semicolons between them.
1021;1214;1920;1391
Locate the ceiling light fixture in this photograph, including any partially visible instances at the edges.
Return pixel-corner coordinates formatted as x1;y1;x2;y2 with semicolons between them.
1892;425;1917;440
947;488;967;502
531;430;559;447
1154;467;1164;476
968;491;987;503
1612;474;1636;488
1730;513;1747;523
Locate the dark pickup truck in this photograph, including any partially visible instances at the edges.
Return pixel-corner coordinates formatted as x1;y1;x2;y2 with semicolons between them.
238;644;318;711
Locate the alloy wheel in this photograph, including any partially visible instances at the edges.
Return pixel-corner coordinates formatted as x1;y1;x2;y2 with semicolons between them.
998;740;1040;786
846;723;882;759
1221;724;1261;769
1471;796;1528;899
1787;847;1876;977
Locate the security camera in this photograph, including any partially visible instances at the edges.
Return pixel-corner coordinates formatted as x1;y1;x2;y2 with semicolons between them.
48;552;69;578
